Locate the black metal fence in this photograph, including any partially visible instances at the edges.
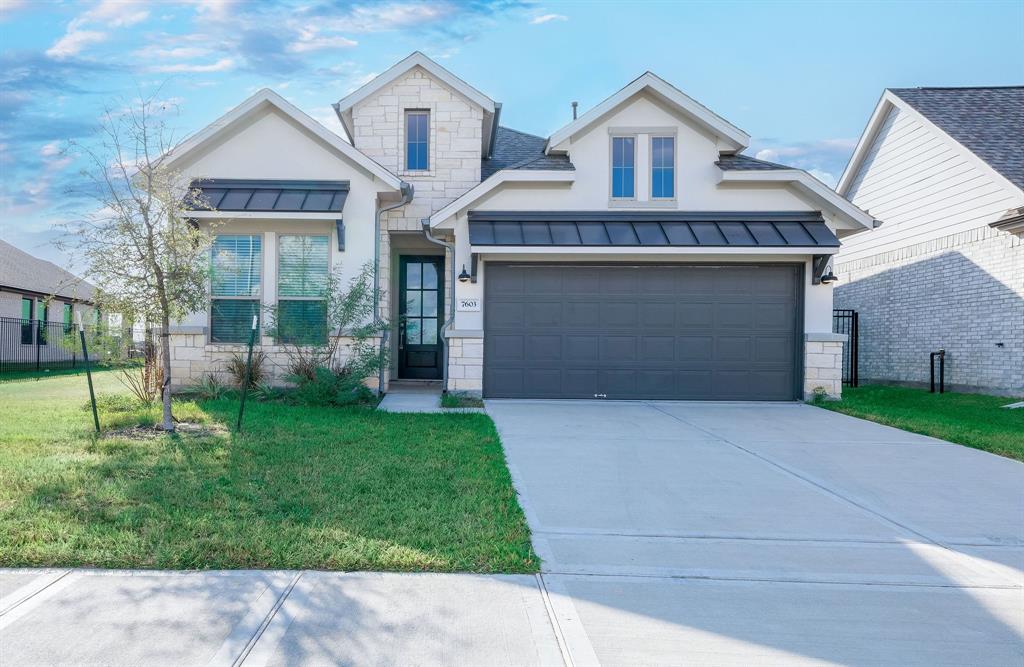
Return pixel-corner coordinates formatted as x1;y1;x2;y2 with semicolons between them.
0;316;137;375
832;309;859;387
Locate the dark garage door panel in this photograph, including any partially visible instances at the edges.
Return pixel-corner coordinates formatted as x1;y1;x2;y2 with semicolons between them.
484;264;802;400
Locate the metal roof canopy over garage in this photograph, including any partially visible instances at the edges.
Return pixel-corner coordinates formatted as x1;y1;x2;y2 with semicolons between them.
467;211;839;248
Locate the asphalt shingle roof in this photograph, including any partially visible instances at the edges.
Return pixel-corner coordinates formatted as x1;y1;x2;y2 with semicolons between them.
0;240;95;302
889;86;1024;191
481;126;574;180
715;153;791;171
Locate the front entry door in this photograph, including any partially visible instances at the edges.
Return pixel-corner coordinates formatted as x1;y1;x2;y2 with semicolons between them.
398;256;443;379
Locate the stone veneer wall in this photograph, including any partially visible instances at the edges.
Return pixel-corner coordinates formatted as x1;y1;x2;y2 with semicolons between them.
835;225;1023;393
166;331;380;389
349;65;484;390
804;335;845;400
446;334;483;394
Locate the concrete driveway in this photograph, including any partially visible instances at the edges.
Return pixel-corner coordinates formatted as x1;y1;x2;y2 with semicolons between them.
487;400;1024;666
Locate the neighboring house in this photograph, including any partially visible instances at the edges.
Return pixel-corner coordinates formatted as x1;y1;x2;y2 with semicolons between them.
836;87;1024;394
0;240;96;365
164;51;874;400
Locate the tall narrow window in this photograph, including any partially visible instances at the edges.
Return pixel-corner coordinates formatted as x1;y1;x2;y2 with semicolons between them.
277;235;329;345
63;303;73;334
651;136;675;199
20;297;32;344
405;110;429;171
210;235;262;343
37;300;48;345
611;136;635;198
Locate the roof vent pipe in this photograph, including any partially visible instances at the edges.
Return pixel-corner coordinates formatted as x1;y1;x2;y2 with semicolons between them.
571;101;578;120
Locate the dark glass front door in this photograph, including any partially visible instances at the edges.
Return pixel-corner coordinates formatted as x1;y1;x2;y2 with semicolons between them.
398;255;443;379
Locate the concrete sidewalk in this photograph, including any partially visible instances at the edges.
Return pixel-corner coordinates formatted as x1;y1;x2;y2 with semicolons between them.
0;570;565;666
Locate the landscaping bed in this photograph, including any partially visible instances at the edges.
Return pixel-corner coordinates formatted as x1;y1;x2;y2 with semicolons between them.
0;371;536;572
817;384;1024;461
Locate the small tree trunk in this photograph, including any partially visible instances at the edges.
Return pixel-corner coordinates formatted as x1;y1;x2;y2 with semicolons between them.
160;314;174;432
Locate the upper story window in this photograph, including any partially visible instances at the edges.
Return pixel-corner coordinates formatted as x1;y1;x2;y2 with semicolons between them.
210;235;262;344
611;136;635;199
405;110;429;171
651;136;675;199
277;234;329;345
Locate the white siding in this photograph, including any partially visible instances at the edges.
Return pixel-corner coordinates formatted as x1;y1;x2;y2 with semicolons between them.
840;106;1021;262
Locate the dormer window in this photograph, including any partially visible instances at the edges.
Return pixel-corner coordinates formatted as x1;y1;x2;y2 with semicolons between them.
611;136;635;199
405;110;429;171
651;136;675;199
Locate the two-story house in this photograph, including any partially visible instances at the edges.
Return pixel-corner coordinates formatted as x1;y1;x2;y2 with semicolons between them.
161;52;874;401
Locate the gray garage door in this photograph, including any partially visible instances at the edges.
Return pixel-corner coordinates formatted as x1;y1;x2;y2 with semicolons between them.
484;264;802;400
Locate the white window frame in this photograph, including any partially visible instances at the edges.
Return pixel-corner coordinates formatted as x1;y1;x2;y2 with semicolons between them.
649;134;677;201
609;133;637;201
209;234;263;345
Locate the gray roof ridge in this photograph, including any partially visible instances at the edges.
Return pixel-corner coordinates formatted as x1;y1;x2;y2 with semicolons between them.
716;152;792;170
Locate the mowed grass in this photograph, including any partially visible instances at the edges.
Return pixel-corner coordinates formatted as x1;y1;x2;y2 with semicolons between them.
0;371;537;572
818;384;1024;461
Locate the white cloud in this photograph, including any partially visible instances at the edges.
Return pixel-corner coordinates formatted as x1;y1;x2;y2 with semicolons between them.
323;2;456;32
531;13;568;24
47;0;150;59
144;46;213;60
46;29;108;58
754;149;779;162
151;58;235;73
288;30;358;53
40;142;61;157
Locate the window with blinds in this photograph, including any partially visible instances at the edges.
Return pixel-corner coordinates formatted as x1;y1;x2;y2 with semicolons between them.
210;235;262;343
277;235;329;344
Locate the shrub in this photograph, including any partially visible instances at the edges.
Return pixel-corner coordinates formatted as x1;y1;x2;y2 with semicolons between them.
225;350;268;389
287;364;376;407
188;373;231;400
117;339;163;404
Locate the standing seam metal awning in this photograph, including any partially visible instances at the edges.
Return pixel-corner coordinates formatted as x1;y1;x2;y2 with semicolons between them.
187;179;350;213
467;211;839;247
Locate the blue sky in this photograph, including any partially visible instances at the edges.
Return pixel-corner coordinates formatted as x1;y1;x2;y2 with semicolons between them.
1;0;1022;269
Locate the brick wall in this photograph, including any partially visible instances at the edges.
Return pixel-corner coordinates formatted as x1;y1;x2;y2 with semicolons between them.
835;225;1023;393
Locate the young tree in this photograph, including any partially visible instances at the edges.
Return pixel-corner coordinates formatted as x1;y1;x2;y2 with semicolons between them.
61;93;214;431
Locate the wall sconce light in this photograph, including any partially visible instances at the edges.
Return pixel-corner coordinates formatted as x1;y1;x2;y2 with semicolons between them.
820;270;838;285
458;265;471;283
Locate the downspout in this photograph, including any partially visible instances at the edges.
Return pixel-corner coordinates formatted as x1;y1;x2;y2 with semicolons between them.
375;182;414;396
420;218;456;394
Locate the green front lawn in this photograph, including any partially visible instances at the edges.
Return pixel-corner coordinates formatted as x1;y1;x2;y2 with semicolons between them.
818;385;1024;461
0;371;536;572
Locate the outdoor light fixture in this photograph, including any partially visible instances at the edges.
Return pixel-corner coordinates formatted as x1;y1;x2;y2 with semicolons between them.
820;270;838;284
458;265;471;282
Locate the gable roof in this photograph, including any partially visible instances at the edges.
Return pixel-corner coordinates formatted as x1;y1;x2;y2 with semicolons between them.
333;51;497;151
838;86;1024;196
546;72;749;154
482;127;574;180
0;240;95;302
160;88;403;190
889;87;1024;191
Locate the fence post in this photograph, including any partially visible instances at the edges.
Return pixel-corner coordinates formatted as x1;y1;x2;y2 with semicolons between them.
35;320;41;371
235;315;258;433
78;314;100;433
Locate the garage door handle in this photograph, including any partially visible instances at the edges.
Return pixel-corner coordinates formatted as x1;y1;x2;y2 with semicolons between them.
594;393;607;399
